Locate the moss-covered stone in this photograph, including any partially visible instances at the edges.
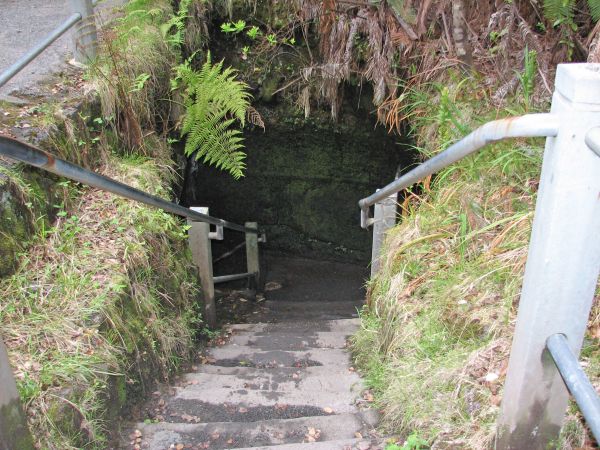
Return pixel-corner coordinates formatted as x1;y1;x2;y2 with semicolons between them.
0;400;34;450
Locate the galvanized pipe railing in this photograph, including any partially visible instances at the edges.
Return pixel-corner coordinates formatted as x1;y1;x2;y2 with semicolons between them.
0;136;257;234
546;333;600;443
0;139;265;447
213;272;255;284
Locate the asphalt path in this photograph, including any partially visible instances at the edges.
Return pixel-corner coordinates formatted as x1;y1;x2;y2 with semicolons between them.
0;0;122;97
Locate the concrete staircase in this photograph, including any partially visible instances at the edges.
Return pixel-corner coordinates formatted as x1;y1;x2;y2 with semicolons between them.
124;257;380;450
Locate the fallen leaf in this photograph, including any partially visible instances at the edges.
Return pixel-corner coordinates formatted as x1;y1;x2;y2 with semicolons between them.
304;427;322;442
265;281;282;291
484;372;499;383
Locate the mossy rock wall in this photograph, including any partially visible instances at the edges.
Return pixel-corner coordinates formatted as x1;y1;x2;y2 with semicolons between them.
183;105;413;263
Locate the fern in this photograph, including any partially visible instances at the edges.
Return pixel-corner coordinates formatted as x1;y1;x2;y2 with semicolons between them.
543;0;575;25
175;54;253;179
542;0;599;28
589;0;600;21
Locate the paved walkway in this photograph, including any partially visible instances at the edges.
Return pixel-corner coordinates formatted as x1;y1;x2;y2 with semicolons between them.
0;0;121;98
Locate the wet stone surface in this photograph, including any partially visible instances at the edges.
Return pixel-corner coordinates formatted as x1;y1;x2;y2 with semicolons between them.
122;256;382;449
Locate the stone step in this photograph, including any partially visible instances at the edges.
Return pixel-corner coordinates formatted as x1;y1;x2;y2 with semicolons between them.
225;318;361;334
225;330;352;350
191;364;358;377
134;412;378;450
206;346;352;369
180;371;362;393
234;438;376;450
143;367;367;424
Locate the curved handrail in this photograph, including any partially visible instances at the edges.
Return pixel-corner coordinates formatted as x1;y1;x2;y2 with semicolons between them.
358;113;560;228
0;136;257;234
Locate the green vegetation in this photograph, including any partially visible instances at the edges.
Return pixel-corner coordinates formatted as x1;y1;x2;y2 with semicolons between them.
90;0;255;176
174;54;253;179
351;75;600;448
0;142;200;449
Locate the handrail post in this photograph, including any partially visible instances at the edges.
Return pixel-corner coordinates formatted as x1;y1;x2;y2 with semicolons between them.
188;207;217;329
245;222;261;291
68;0;97;63
496;64;600;448
0;337;35;450
370;193;397;278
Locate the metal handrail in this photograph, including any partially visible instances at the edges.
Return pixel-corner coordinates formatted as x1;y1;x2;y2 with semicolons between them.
359;62;600;448
358;113;560;228
547;334;600;442
0;136;258;234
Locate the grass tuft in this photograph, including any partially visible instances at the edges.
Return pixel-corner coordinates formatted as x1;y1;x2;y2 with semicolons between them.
0;140;200;449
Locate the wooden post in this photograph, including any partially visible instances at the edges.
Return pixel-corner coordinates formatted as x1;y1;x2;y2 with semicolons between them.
245;222;261;291
188;207;216;329
0;338;34;450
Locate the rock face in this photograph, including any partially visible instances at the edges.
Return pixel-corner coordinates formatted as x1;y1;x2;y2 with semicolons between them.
124;256;383;450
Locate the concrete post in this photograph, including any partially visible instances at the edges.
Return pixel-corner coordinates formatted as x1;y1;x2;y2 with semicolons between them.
69;0;98;63
0;338;34;450
370;193;397;278
496;64;600;449
245;222;261;290
188;207;216;329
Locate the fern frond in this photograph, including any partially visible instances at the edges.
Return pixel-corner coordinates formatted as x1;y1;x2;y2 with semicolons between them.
543;0;575;23
176;54;254;179
589;0;600;21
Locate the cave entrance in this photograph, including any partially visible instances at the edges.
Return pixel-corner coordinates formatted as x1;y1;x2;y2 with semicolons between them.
180;93;417;305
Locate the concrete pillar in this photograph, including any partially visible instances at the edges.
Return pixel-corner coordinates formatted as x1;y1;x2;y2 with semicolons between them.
69;0;98;63
245;222;261;290
496;63;600;448
0;338;34;450
188;207;216;329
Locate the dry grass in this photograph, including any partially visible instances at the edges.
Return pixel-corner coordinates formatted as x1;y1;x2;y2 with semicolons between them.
351;79;600;449
90;0;179;152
